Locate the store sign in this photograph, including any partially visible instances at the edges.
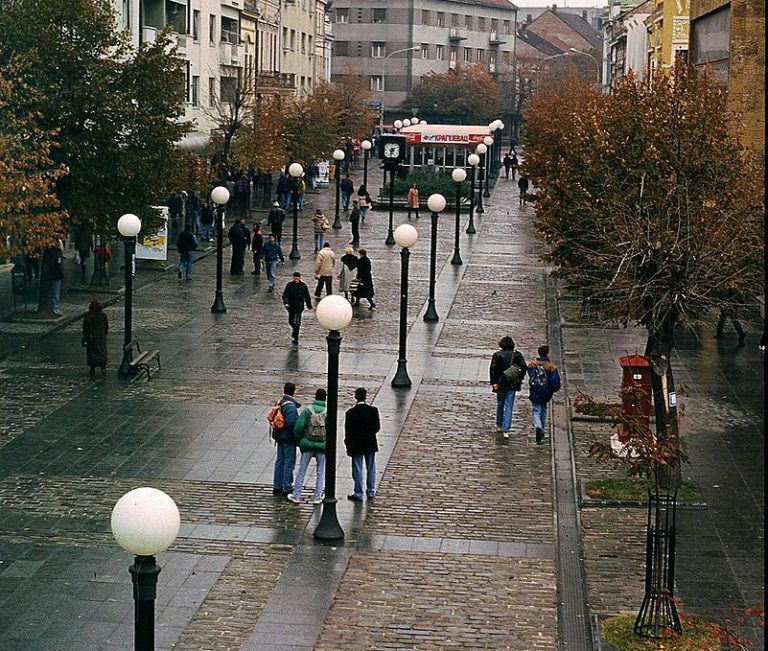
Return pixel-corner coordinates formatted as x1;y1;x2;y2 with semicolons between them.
404;132;487;146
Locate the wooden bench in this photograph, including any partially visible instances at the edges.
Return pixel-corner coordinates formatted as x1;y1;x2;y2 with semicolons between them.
124;338;161;380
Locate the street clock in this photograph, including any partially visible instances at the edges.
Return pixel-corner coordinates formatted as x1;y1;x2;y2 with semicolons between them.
379;134;407;168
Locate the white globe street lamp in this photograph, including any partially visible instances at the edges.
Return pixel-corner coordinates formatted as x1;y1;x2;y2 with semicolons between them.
424;193;445;322
466;154;480;233
392;223;419;388
117;213;142;376
288;163;304;259
332;149;345;228
361;139;372;188
210;185;230;314
450;169;467;266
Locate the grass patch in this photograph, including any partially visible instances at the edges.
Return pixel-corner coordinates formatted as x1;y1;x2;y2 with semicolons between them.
585;478;701;502
602;614;718;650
574;401;621;417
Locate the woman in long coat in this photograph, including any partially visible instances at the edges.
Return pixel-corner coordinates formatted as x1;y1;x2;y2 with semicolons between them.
82;299;108;377
353;248;375;309
338;247;358;301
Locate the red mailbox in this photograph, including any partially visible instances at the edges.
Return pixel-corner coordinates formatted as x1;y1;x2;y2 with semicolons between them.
618;354;652;442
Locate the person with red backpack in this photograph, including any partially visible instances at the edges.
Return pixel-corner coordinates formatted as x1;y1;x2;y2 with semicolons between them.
269;382;301;495
527;345;561;445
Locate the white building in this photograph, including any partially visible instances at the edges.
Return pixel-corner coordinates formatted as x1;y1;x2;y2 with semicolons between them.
602;0;652;89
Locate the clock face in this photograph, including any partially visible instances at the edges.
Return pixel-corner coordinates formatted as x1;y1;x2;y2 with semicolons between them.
384;143;401;158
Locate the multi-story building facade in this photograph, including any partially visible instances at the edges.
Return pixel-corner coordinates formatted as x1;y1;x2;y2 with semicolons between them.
602;0;652;88
330;0;517;126
645;0;690;71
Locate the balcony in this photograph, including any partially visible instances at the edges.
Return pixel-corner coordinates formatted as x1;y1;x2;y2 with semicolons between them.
219;42;243;66
449;60;456;69
489;62;496;73
448;28;467;40
489;32;505;46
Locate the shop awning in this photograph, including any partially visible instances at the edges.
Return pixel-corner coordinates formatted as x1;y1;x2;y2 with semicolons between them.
400;124;493;147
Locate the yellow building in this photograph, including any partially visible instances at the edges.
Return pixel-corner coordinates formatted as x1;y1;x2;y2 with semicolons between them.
646;0;690;70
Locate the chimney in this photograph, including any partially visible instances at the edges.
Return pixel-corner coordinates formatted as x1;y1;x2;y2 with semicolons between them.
526;13;532;23
552;4;557;12
582;9;587;19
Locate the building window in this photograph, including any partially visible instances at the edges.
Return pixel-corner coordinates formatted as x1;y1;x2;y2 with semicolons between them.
282;27;288;48
220;76;238;103
465;16;473;30
184;61;191;102
191;75;199;106
421;43;429;58
208;77;216;106
290;29;296;50
221;16;238;44
476;49;484;61
435;44;444;60
209;14;216;44
422;10;430;25
503;20;511;35
371;42;385;57
335;41;348;56
192;10;199;40
301;33;306;53
372;8;386;23
144;0;187;34
463;48;472;62
449;46;457;62
451;13;460;27
491;19;499;32
336;8;349;23
371;75;384;91
478;17;486;30
436;12;444;27
502;51;511;65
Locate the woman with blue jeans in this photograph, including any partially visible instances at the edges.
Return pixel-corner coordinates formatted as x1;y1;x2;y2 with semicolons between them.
527;345;561;444
489;336;527;439
287;389;328;505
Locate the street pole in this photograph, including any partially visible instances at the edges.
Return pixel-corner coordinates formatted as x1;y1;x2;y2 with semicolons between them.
483;138;493;198
332;157;343;230
466;155;478;234
385;166;397;246
392;247;412;387
289;178;300;259
450;168;466;265
118;235;135;376
314;327;344;541
362;140;371;189
423;193;445;321
211;203;227;313
130;555;160;651
476;146;486;214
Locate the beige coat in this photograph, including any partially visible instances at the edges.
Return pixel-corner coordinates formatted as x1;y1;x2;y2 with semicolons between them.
314;247;336;276
313;212;330;234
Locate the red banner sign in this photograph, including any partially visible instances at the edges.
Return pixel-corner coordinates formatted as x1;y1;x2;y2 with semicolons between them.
404;132;488;147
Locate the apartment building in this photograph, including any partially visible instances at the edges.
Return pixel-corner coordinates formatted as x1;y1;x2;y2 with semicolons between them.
602;0;652;88
645;0;690;71
330;0;517;125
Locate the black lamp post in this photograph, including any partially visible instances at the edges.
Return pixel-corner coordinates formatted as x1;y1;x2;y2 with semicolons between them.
288;162;303;259
466;153;479;234
450;168;466;265
313;295;353;541
391;224;418;388
210;185;229;314
332;149;345;230
423;193;445;322
385;166;397;246
361;139;372;189
117;213;141;376
111;487;180;651
483;136;493;198
475;143;487;214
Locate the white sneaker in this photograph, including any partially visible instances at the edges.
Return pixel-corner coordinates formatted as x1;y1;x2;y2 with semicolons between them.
502;432;510;439
286;494;300;504
312;497;323;505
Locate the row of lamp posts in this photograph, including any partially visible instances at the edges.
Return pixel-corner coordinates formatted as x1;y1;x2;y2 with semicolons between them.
109;123;504;647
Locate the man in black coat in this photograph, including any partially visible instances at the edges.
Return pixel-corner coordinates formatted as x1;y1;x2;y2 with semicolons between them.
281;272;312;344
344;387;381;501
228;218;250;275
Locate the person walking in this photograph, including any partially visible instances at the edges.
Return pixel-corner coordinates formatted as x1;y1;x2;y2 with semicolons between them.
357;186;371;223
189;192;202;235
314;243;336;298
82;299;108;378
407;184;420;220
176;223;198;280
349;200;361;246
260;172;274;208
200;201;214;241
261;233;285;292
235;175;250;217
340;174;354;210
228;218;250;275
277;172;291;209
267;200;286;243
312;209;330;252
282;271;313;344
287;388;328;505
503;153;513;180
517;176;529;206
527;345;561;444
271;382;301;495
510;153;519;180
489;336;527;438
338;247;358;302
352;248;375;309
344;387;380;501
41;239;64;316
715;291;746;344
73;226;92;283
250;222;264;275
296;176;306;211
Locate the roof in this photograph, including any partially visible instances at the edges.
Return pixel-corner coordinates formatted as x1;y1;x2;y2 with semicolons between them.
554;12;602;48
463;0;518;11
517;28;565;57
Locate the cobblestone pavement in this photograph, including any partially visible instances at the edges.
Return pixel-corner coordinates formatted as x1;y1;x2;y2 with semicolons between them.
0;159;763;651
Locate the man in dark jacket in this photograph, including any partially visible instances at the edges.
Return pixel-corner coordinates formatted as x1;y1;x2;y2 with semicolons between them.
489;336;527;438
527;345;561;444
250;222;264;275
267;201;286;242
277;173;291;209
349;200;360;245
344;387;381;501
272;382;301;495
261;233;284;291
228;218;250;275
503;153;513;179
340;174;354;210
176;223;198;280
282;272;313;344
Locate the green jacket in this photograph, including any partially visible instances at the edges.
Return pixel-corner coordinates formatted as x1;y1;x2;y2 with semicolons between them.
293;400;327;452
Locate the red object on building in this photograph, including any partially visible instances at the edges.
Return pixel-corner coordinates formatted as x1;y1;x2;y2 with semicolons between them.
618;354;652;442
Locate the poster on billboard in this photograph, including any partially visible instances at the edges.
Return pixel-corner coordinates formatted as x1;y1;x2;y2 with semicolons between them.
135;206;169;261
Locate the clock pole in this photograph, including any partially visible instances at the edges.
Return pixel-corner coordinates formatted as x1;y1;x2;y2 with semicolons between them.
385;166;396;246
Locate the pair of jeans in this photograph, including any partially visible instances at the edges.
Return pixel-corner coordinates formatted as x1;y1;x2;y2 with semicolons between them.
341;191;352;210
178;251;193;278
315;276;332;297
201;224;211;240
351;453;376;498
359;207;368;221
51;280;62;312
252;252;261;274
279;192;290;209
297;195;304;211
266;260;278;287
273;442;296;493
288;309;303;341
314;233;325;251
532;402;548;432
290;451;326;501
496;389;516;433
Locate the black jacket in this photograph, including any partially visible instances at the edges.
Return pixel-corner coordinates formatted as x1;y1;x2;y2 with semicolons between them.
344;403;380;456
228;223;250;250
490;349;527;391
268;207;285;225
282;280;312;311
176;230;197;253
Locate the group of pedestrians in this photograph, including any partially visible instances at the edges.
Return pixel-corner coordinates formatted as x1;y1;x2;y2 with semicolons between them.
270;383;381;504
489;337;561;444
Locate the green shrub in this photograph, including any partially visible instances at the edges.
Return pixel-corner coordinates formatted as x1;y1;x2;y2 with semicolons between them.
585;478;701;502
